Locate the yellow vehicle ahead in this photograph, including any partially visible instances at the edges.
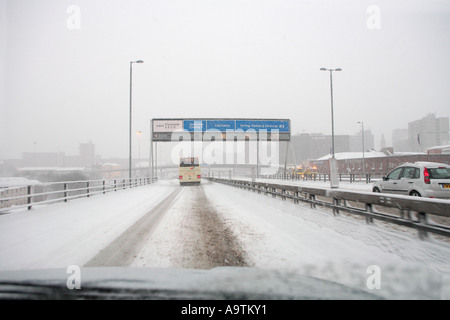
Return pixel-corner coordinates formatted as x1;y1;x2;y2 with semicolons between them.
291;165;318;178
179;157;201;185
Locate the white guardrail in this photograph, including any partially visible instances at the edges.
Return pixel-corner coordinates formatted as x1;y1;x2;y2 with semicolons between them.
0;177;158;214
208;177;450;240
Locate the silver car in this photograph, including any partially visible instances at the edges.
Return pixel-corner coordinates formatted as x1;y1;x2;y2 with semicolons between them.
372;161;450;199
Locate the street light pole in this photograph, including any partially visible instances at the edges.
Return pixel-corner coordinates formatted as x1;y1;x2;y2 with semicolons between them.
320;68;342;158
320;67;342;188
129;60;144;180
357;121;366;182
137;131;142;175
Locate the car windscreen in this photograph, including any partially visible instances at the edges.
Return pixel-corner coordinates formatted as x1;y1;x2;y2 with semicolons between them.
427;167;450;179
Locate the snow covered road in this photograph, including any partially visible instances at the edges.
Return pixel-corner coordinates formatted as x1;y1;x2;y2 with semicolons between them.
1;179;450;298
84;187;183;267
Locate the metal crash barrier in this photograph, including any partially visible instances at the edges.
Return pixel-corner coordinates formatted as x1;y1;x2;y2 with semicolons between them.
0;177;158;214
208;177;450;240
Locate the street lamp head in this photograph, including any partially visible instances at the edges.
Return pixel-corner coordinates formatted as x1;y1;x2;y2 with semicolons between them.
320;67;342;72
136;60;144;63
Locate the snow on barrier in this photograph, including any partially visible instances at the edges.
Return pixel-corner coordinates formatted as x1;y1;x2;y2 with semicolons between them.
207;177;450;240
0;177;158;214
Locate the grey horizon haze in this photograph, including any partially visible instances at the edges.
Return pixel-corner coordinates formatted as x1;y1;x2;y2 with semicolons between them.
1;0;450;161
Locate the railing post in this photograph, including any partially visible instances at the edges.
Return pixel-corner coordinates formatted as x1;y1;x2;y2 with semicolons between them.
294;191;299;204
86;181;90;198
114;179;117;191
64;183;68;202
418;212;428;239
400;209;406;219
309;194;316;209
332;198;340;216
103;180;106;194
27;185;32;210
365;204;374;223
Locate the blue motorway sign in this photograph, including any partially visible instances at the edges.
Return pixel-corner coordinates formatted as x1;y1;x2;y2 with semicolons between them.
152;118;290;141
183;120;207;132
206;120;236;131
182;119;289;132
235;120;289;132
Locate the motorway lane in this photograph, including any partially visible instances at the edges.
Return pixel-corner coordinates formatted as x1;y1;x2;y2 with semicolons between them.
84;187;183;267
85;181;248;269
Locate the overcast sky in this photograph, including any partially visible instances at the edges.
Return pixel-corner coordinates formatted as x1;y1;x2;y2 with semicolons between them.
1;0;450;160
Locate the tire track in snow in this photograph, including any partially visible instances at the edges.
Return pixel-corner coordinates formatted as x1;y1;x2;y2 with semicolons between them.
186;184;248;269
132;182;249;269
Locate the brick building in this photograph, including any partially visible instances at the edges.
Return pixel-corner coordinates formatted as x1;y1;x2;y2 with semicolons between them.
309;153;450;176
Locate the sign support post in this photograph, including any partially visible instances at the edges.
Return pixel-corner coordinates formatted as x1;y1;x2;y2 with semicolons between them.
149;120;154;179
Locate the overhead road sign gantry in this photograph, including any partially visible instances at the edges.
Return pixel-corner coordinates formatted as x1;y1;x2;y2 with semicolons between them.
151;118;291;142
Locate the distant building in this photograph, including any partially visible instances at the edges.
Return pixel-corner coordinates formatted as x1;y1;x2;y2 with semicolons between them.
282;133;347;164
349;129;375;153
392;128;409;152
0;177;42;209
283;130;374;165
380;134;386;149
101;163;122;179
79;141;96;168
21;152;63;168
426;145;450;155
309;152;450;175
0;177;41;189
19;141;97;169
409;114;449;152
